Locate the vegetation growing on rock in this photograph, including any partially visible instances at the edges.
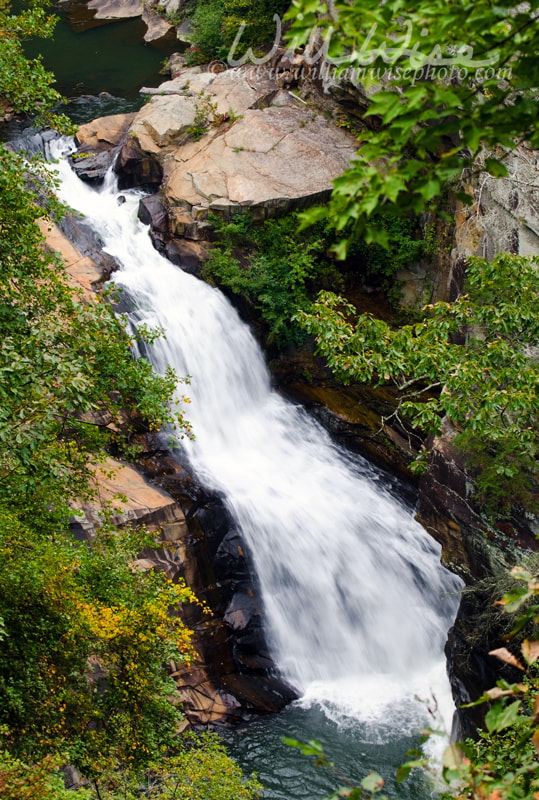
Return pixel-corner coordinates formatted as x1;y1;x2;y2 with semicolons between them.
203;211;425;347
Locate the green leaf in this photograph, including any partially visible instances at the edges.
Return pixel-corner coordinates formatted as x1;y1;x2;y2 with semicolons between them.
485;700;522;733
484;158;509;178
396;759;427;783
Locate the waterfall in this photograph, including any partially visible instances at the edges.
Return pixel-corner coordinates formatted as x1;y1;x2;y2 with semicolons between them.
49;140;461;732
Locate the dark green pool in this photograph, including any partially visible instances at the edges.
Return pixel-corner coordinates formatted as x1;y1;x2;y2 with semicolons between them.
222;704;442;800
23;1;178;121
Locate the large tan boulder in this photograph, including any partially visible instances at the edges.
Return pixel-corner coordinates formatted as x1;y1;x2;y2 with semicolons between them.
163;105;357;230
122;65;357;239
76;112;136;150
129;95;198;152
87;0;143;19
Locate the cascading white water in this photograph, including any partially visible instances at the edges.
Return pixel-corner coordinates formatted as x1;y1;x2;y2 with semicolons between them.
50;140;462;733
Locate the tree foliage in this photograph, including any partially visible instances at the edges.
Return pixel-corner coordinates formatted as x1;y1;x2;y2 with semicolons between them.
0;0;72;130
0;511;198;775
202;212;342;347
286;0;539;253
186;0;290;62
296;252;539;509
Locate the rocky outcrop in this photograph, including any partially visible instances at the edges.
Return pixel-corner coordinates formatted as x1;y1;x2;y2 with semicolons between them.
39;218;110;297
71;457;188;537
76;112;136;150
111;65;357;241
421;146;539;306
141;5;176;44
87;0;143;20
164;104;355;229
137;193;208;272
391;147;539;308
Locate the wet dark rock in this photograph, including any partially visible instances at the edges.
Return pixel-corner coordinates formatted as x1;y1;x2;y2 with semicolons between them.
114;139;163;189
146;223;207;276
138;193;168;233
214;531;252;593
69;146;113;184
6;127;61;158
220;672;296;714
137;446;298;719
163;238;206;275
224;591;260;631
58;213;120;278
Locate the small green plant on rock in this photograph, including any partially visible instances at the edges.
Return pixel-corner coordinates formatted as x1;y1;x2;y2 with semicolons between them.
187;91;216;139
188;92;242;140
